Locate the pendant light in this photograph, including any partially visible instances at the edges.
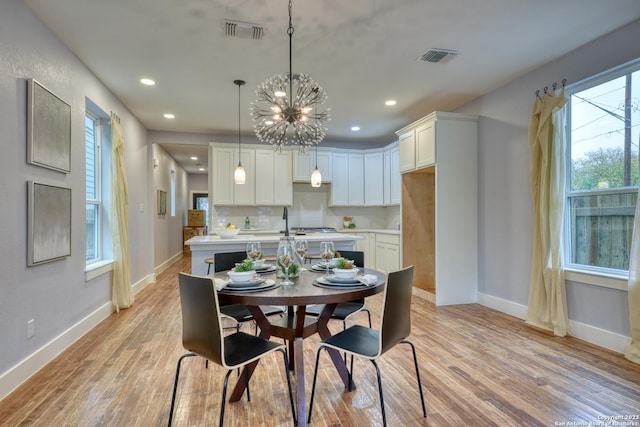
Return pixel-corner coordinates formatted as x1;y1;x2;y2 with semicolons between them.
311;143;322;187
234;79;246;185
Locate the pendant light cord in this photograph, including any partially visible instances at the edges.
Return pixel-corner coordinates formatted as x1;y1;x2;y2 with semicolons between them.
288;0;294;108
234;80;245;167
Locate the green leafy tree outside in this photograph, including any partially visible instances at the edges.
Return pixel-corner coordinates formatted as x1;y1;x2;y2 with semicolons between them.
571;147;639;191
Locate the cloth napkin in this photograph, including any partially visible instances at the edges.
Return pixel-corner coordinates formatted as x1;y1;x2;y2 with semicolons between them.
214;278;227;291
357;274;378;286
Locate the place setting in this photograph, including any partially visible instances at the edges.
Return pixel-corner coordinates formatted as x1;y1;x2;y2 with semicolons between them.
214;256;280;293
313;265;379;289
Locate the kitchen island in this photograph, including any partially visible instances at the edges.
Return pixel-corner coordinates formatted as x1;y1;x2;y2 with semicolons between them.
185;233;364;276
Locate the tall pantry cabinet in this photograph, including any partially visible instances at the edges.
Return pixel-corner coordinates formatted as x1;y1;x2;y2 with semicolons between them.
396;111;478;306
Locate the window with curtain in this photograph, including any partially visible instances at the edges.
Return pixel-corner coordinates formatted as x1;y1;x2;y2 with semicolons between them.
566;59;640;273
85;101;112;265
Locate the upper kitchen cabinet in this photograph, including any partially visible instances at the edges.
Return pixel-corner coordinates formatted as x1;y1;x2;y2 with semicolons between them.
255;149;293;206
210;145;255;205
330;152;364;206
364;151;384;206
383;144;401;206
397;111;477;174
292;149;332;183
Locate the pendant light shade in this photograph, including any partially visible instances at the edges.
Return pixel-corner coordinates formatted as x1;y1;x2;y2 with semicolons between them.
311;167;322;188
311;144;321;187
234;79;246;185
234;164;246;184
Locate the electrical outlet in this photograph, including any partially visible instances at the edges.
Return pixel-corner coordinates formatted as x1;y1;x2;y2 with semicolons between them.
26;319;35;339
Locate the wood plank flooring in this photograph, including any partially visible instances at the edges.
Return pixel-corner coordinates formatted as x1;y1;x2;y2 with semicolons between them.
1;256;640;426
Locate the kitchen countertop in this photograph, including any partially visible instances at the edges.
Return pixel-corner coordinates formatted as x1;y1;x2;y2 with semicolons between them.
336;228;401;235
186;232;363;246
186;232;364;276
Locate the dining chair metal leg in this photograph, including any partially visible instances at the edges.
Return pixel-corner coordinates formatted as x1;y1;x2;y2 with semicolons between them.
402;339;427;417
168;353;196;427
307;347;324;424
371;359;387;427
220;369;234;427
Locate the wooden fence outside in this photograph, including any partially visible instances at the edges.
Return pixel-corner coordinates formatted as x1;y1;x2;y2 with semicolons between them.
570;191;637;270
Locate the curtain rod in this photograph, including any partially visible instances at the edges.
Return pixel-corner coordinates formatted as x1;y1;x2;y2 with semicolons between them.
535;78;567;98
110;111;120;123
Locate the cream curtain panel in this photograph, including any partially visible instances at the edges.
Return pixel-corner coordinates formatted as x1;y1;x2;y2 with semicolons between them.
627;192;640;363
110;117;134;311
526;88;570;337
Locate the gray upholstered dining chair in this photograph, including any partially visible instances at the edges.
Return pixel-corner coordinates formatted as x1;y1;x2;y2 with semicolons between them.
168;273;297;427
214;251;284;333
307;265;426;426
305;250;372;329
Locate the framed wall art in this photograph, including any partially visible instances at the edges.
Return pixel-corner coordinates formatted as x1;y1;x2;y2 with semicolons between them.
157;189;167;215
27;78;72;173
27;181;72;266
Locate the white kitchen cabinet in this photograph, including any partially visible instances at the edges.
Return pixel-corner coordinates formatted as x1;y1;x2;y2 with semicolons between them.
348;153;364;205
398;129;416;172
292;149;332;182
364;151;384;206
389;146;401;205
383;145;401;206
211;146;255;205
374;233;400;274
396;111;479;306
330;152;364;206
255;149;292;206
331;152;349;205
415;120;435;168
353;232;373;267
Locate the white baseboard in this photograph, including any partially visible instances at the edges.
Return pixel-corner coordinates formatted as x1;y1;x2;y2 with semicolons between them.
477;292;631;355
155;251;183;277
0;272;156;401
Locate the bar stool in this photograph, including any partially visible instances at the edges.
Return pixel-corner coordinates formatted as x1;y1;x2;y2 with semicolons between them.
204;257;215;274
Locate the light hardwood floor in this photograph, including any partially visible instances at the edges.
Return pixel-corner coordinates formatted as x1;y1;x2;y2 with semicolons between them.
1;256;640;426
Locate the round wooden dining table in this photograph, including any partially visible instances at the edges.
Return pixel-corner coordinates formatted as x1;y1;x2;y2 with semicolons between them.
214;266;387;427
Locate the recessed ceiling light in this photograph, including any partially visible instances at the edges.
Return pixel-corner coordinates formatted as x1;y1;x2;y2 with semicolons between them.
164;113;175;119
351;126;360;132
385;100;397;106
190;156;198;160
199;167;205;171
140;78;155;86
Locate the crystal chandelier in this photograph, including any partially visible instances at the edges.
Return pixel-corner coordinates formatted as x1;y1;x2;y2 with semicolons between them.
251;0;330;152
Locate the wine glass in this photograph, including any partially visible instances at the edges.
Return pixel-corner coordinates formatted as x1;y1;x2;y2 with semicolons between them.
246;242;262;264
319;241;335;276
295;239;308;265
277;240;295;286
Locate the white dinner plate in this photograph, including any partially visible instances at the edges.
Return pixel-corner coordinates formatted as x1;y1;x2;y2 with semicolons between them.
225;277;266;289
315;276;367;287
324;275;362;284
254;264;277;273
222;280;279;293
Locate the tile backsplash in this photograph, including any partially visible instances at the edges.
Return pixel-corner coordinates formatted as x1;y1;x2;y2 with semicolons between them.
210;183;399;232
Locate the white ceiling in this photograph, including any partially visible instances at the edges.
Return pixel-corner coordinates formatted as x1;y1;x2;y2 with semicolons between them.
24;0;640;173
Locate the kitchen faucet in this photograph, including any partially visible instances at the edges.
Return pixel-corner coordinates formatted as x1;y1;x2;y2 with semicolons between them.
283;206;289;237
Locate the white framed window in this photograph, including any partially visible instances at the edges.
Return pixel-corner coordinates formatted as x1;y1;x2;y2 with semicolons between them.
566;58;640;276
85;100;112;268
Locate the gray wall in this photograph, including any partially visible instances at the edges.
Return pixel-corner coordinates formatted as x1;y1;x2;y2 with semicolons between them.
0;0;155;384
458;19;640;335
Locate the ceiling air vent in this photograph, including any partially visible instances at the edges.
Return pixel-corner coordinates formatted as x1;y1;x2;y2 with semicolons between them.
224;20;265;40
417;48;458;63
